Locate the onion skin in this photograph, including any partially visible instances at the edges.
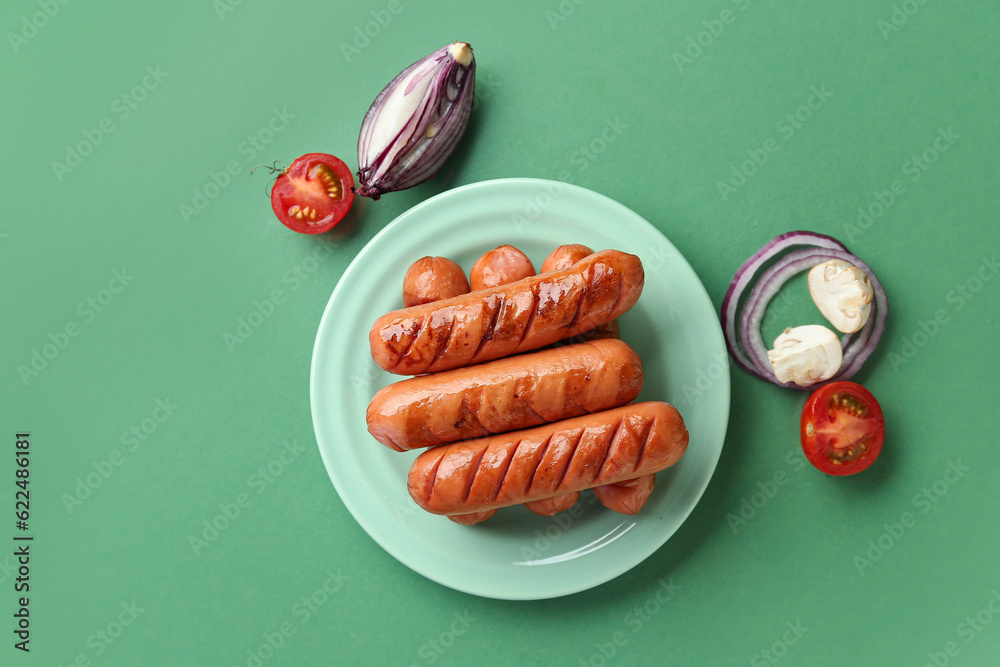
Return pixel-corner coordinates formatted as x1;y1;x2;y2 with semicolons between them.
355;42;476;200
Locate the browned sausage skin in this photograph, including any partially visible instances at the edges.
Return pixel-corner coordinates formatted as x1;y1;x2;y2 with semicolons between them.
402;257;470;307
470;245;535;291
408;402;688;516
367;339;643;451
370;249;644;375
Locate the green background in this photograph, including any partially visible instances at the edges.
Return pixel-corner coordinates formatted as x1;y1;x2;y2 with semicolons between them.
3;0;998;664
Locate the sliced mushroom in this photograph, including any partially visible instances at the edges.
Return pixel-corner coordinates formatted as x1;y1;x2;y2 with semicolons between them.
807;260;874;334
767;325;842;386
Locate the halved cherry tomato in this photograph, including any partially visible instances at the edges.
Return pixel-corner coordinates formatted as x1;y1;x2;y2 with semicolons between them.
801;381;884;476
270;153;354;234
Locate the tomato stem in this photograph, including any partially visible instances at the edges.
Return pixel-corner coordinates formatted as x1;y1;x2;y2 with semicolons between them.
250;160;287;176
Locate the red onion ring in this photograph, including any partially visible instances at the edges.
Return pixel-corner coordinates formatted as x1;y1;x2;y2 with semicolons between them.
721;231;888;390
721;232;847;378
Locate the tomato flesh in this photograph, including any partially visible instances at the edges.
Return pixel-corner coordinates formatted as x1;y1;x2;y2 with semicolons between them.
270;153;354;234
801;381;884;476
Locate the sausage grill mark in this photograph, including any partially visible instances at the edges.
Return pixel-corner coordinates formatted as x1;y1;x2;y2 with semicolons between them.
420;424;443;447
515;285;540;350
554;429;586;493
604;278;625;331
390;320;421;372
520;402;547;425
491;440;521;504
462;446;489;504
596;419;624;483
633;418;656;473
432;316;457;365
458;394;493;437
425;453;444;504
474;293;504;361
563;396;585;417
566;279;588;330
526;433;555;497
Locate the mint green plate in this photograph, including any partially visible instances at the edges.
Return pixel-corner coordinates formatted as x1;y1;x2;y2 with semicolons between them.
310;178;729;600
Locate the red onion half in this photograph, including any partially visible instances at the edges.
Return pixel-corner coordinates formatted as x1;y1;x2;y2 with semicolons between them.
721;231;888;389
355;42;476;200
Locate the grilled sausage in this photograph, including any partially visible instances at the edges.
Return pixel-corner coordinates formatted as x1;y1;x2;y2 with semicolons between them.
367;339;643;451
539;244;595;273
470;245;535;291
408;402;688;515
402;257;470;307
370;249;644;375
